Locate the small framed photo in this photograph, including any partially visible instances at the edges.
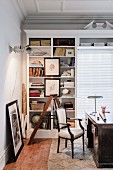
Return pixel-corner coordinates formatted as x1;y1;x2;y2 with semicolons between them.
44;78;60;97
66;49;74;57
44;58;60;76
6;100;24;161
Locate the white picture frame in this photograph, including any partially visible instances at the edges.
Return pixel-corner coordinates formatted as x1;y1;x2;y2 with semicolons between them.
66;49;74;57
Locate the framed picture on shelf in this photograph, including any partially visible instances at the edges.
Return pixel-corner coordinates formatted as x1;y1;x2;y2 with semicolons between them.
6;100;24;161
44;78;60;97
66;49;74;57
44;58;60;76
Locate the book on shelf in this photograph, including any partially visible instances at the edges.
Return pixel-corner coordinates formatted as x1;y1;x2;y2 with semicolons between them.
66;108;74;111
30;82;44;87
29;89;41;97
29;68;44;77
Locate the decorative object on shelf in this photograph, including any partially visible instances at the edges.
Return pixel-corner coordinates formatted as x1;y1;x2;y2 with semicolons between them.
87;95;103;113
6;100;24;161
66;49;74;57
84;20;113;30
41;39;51;46
54;47;66;56
80;43;92;46
30;101;45;110
62;88;70;95
61;69;71;77
71;69;74;77
106;42;113;46
44;58;60;76
94;42;105;46
29;38;51;46
30;40;40;46
30;60;43;67
62;88;72;98
44;78;60;97
40;89;44;97
31;114;40;128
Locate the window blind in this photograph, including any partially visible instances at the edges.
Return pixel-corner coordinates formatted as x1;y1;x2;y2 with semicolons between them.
77;48;113;118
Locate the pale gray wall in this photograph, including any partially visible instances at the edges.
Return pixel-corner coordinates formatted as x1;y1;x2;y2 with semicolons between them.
0;0;23;169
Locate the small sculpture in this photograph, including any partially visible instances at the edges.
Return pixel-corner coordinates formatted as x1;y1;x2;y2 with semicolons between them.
62;88;70;95
101;106;106;115
99;106;106;122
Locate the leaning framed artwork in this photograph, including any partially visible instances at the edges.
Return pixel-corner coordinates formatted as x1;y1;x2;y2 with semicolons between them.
66;49;74;57
44;78;60;97
44;58;60;76
6;100;24;161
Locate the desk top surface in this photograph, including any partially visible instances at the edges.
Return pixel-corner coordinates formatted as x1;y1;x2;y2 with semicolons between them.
87;112;113;125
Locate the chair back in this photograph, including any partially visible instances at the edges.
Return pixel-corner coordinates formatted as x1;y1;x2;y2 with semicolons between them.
56;108;67;129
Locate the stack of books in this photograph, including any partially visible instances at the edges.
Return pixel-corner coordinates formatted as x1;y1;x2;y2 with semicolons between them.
64;81;74;88
29;90;41;97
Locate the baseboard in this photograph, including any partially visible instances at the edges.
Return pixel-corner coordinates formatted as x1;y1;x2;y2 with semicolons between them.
0;145;10;170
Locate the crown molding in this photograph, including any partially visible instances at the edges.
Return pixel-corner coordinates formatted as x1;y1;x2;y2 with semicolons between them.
22;13;113;30
25;13;113;20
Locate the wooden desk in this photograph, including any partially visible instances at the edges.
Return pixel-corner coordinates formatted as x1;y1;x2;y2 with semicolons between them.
86;113;113;168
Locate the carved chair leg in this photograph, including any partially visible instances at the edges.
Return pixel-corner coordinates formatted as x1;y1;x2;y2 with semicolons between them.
65;139;67;148
57;136;60;153
82;135;84;151
71;140;74;159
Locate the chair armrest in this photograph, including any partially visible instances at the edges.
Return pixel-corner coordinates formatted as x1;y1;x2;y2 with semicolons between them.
67;117;82;121
59;123;74;137
59;123;70;126
59;123;71;129
67;117;84;131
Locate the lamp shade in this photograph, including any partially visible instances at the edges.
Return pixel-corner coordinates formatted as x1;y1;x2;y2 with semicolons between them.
87;96;103;99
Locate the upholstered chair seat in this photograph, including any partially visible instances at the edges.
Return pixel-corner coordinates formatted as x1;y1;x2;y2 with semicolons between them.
58;128;84;139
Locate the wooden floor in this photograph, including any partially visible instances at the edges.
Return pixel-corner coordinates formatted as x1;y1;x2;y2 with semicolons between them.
3;139;52;170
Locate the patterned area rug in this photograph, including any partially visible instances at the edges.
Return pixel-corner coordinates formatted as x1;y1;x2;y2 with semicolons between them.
48;138;113;170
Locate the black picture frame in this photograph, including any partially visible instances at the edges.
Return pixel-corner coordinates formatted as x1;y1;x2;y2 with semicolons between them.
44;78;60;97
6;100;24;161
44;58;60;76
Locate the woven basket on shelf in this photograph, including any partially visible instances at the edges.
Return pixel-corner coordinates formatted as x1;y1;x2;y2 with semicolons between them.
30;103;45;110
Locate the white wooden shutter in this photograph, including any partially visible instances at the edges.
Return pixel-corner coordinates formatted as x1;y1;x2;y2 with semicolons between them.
77;48;113;118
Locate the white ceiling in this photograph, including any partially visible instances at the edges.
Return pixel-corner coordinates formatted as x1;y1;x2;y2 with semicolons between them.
17;0;113;18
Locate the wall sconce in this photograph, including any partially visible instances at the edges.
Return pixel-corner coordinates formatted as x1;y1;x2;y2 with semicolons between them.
9;45;32;54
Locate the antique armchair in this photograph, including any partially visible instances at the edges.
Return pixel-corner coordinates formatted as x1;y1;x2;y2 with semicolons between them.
56;107;85;158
